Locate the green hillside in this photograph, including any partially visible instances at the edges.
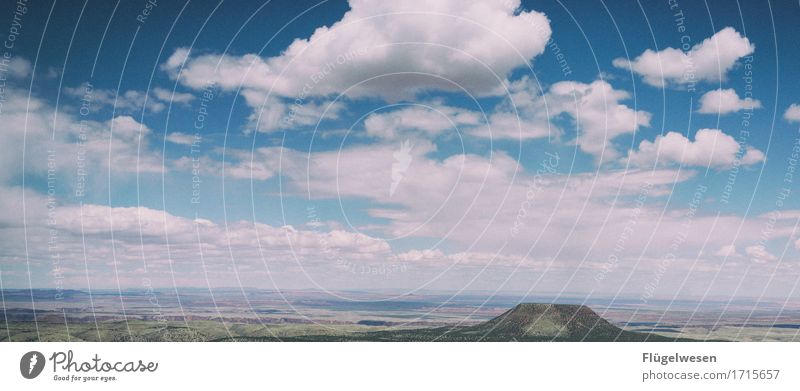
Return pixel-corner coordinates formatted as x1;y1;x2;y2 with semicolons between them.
221;303;682;342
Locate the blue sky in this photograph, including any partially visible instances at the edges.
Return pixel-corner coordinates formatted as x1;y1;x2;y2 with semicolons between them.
2;0;800;302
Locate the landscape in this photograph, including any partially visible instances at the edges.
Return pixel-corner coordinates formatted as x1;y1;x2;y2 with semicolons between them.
3;289;798;342
1;0;800;348
5;1;800;389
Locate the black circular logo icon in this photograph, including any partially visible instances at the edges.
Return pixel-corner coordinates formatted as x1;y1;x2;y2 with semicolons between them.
20;351;45;379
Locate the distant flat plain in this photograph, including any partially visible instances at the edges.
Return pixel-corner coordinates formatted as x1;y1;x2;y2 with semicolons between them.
1;289;798;341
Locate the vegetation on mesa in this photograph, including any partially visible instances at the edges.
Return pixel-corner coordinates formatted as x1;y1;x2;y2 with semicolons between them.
1;302;698;342
219;304;683;342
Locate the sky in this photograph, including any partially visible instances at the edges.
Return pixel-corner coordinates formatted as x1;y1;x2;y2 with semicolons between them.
1;0;800;302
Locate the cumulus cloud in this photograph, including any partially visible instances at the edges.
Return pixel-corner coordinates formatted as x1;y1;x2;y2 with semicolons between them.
54;204;392;255
163;0;551;101
100;116;165;173
785;104;800;123
221;146;299;181
357;77;554;142
63;84;196;114
2;57;32;79
161;0;641;159
0;186;50;228
469;77;650;158
160;47;190;77
613;27;754;87
365;104;483;140
204;137;796;278
472;79;648;159
166;132;199;146
62;84;165;113
3;134;796;293
627;129;764;169
713;244;738;257
396;248;446;262
152;87;195;104
697;88;761;114
548;80;651;159
0;200;396;288
745;245;778;263
241;90;345;133
469;76;554;140
0;88;164;189
396;248;537;267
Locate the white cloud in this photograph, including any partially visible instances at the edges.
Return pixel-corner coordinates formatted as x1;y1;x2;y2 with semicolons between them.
470;111;552;140
3;57;31;79
162;0;640;159
242;91;345;133
85;115;165;174
548;79;651;159
469;76;554;140
697;88;761;114
166;132;199;146
63;84;165;113
3;130;797;293
63;84;195;114
152;87;195;104
397;248;541;267
396;248;446;262
627;129;764;169
54;204;392;255
613;27;754;87
160;47;190;77
0;199;395;288
0;88;164;188
745;245;777;263
364;104;482;140
213;139;792;275
164;0;551;100
0;186;49;227
784;104;800;123
713;244;738;257
470;78;650;158
192;146;305;181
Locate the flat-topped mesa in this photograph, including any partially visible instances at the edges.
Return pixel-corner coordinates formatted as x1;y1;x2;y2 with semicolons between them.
464;303;659;341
